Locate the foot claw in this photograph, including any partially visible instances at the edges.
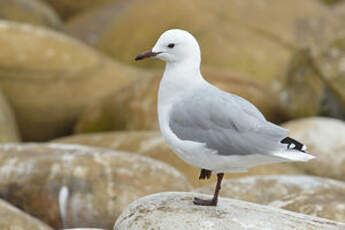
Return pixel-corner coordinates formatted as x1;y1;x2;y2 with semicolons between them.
193;197;217;206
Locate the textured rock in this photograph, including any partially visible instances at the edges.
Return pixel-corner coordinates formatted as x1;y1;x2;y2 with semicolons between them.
0;199;52;230
196;175;345;222
94;0;345;83
75;68;286;134
0;91;20;142
43;0;123;19
0;0;62;29
53;131;303;187
282;117;345;180
114;192;345;230
317;38;345;118
280;48;325;119
0;143;191;229
0;21;143;141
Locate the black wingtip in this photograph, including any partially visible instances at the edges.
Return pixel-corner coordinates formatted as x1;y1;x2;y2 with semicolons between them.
281;137;306;152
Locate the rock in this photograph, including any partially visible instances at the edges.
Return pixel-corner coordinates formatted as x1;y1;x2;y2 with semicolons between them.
0;91;20;142
0;199;52;230
0;143;191;229
317;38;345;118
75;68;286;134
65;1;130;45
282;117;345;180
114;192;345;230
43;0;123;19
195;175;345;222
0;0;62;29
280;48;325;119
53;131;303;187
94;0;345;84
0;21;144;141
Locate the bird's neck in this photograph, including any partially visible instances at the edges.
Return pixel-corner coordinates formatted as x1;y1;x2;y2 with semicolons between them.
158;60;204;106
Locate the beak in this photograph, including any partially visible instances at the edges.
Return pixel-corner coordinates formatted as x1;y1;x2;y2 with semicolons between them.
135;50;161;61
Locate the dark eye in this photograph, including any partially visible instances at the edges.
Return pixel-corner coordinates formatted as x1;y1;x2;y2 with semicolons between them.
168;43;175;48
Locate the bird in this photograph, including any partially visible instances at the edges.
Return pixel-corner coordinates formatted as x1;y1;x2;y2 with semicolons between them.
135;29;315;206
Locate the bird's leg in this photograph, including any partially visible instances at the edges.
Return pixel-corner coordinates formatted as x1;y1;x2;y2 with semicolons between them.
193;173;224;206
199;169;212;180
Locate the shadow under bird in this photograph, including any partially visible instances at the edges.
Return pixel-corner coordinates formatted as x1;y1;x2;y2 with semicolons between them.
135;29;315;206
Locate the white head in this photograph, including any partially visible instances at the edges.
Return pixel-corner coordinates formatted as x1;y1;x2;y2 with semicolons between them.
135;29;201;66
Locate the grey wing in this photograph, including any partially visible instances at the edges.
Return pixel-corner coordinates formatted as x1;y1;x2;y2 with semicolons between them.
169;86;287;156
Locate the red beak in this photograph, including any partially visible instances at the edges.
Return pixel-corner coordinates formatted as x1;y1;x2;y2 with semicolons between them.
135;50;161;61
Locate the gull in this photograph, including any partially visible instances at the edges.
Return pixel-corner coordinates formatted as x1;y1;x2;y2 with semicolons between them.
135;29;314;206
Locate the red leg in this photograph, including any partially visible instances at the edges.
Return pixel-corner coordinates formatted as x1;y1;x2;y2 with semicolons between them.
193;173;224;206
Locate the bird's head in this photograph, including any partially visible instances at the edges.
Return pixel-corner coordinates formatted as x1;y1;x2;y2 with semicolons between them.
135;29;201;65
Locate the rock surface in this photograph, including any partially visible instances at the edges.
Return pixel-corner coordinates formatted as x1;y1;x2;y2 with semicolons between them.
114;192;345;230
0;199;52;230
43;0;123;19
280;48;325;119
0;143;191;229
75;68;286;134
0;90;20;142
195;175;345;222
282;117;345;181
0;21;143;141
0;0;62;29
94;0;345;84
53;131;304;187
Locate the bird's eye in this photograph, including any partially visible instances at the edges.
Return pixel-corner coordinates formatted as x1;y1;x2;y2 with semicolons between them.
168;43;175;48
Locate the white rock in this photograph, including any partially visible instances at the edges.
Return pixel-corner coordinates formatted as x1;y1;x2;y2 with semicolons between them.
282;117;345;180
114;192;345;230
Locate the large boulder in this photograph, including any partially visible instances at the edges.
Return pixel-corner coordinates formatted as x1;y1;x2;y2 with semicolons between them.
0;143;191;229
0;0;62;29
114;192;345;230
43;0;123;19
0;199;53;230
75;68;286;134
282;117;345;180
0;91;20;142
279;48;325;119
92;0;345;83
0;21;144;141
195;175;345;222
53;131;303;187
317;38;345;118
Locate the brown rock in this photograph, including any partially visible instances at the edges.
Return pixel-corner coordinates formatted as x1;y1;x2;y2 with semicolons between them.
75;68;286;134
317;38;345;118
0;0;62;29
196;175;345;222
0;199;53;230
65;1;130;45
0;90;20;142
53;131;303;187
280;48;325;119
0;21;144;141
92;0;345;84
282;117;345;180
0;143;191;229
43;0;124;19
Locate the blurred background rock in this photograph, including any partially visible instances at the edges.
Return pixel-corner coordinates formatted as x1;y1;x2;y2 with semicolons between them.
0;0;344;229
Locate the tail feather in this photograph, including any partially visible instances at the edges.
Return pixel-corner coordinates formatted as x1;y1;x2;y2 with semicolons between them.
270;137;315;162
280;137;307;152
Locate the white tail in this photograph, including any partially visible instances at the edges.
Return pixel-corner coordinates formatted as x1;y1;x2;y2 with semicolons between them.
271;150;315;162
59;186;69;228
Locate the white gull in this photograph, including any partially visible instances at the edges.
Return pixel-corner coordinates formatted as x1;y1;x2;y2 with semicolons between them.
135;29;314;206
